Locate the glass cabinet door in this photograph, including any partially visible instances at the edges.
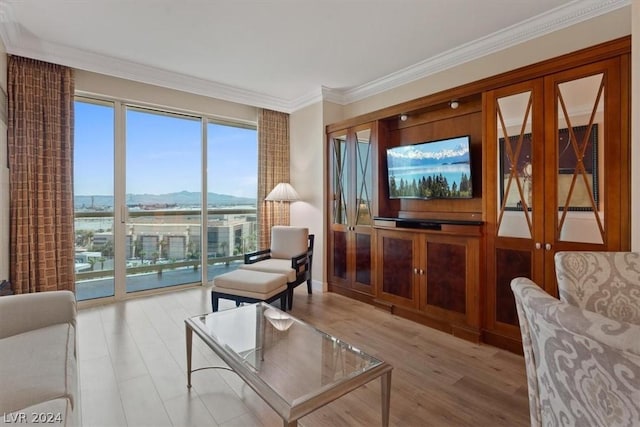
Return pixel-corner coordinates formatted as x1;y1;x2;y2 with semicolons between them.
329;132;349;282
540;58;625;291
331;133;349;227
353;126;373;290
496;90;536;240
486;79;545;330
488;79;544;327
327;124;376;294
549;72;606;245
354;128;372;227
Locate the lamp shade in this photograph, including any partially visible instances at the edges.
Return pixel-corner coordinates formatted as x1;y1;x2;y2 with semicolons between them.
265;183;300;202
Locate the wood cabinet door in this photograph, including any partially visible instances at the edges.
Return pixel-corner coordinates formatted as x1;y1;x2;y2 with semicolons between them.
541;57;628;294
376;229;418;308
485;79;546;344
419;234;480;331
485;57;630;350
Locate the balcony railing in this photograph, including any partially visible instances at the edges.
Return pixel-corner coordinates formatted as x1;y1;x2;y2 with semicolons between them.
74;207;256;219
74;207;257;297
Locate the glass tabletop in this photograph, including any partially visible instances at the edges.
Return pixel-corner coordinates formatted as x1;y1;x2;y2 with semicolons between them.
187;302;385;406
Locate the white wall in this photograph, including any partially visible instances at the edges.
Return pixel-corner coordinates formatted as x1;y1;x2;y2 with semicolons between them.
0;38;8;281
289;102;323;289
75;70;257;123
290;101;343;289
344;7;631;118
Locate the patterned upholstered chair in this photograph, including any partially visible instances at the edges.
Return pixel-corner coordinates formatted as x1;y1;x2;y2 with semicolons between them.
511;277;640;427
554;251;640;325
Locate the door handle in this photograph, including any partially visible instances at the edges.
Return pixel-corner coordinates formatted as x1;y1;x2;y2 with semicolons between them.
121;206;129;224
545;243;552;251
535;242;541;250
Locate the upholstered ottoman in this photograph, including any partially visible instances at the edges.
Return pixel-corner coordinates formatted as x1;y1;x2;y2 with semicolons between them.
210;269;288;312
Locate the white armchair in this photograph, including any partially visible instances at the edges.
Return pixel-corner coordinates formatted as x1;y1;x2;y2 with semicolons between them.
240;226;314;310
511;277;640;427
554;251;640;325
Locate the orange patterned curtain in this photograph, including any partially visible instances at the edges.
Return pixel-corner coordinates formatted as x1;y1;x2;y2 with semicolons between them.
257;109;290;250
7;56;75;294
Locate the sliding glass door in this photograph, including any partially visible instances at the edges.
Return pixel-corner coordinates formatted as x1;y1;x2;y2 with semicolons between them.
74;97;258;302
206;122;258;282
74;99;115;300
124;107;202;293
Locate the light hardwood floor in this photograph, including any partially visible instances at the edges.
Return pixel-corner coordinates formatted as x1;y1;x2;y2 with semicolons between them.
78;287;530;427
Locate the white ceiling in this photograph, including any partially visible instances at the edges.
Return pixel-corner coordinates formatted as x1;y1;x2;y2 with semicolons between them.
0;0;630;113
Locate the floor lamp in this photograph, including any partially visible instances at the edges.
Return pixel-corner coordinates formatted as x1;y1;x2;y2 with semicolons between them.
265;182;300;225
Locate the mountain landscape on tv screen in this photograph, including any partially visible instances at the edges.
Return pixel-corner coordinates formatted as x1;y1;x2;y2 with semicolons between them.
387;138;472;199
388;152;470;167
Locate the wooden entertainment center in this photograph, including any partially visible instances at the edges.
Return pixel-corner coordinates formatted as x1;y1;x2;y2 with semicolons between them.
325;37;631;353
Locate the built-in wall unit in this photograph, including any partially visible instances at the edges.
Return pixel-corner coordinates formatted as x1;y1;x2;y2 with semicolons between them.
326;37;631;353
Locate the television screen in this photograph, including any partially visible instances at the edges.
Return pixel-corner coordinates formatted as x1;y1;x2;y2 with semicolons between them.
386;135;473;200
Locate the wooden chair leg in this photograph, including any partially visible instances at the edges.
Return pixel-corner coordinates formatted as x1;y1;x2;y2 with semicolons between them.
211;294;219;312
287;288;294;310
280;294;287;311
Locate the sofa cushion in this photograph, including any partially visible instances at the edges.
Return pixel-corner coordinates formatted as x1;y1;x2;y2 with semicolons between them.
0;323;77;414
270;226;308;259
239;258;296;282
0;291;76;340
1;398;73;426
213;269;287;294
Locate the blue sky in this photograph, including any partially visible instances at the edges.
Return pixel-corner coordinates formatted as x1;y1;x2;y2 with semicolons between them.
74;101;258;198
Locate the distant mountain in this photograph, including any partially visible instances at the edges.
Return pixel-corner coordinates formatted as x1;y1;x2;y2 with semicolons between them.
388;153;470;168
387;143;470;167
75;191;256;209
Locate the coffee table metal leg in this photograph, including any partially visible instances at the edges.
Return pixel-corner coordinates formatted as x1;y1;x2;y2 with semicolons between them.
186;324;193;388
381;370;391;427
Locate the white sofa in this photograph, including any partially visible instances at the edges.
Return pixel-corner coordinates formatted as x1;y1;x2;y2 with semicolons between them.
0;291;79;426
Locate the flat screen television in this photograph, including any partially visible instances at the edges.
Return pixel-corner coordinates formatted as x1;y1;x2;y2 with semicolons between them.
386;135;473;200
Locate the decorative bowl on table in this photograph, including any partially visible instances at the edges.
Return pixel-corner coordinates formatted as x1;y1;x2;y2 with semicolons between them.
264;308;294;331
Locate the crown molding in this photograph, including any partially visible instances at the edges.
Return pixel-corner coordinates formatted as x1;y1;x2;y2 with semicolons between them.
0;1;294;113
288;87;324;112
0;0;630;113
5;39;294;112
288;87;347;112
320;87;347;105
335;0;631;105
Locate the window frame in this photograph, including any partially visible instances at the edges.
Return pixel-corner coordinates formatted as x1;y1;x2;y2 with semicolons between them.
73;94;258;304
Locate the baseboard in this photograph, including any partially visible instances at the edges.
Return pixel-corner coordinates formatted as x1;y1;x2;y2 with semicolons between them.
311;279;323;293
482;330;524;355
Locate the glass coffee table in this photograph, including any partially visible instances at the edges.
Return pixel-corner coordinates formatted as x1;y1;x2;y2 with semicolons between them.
185;302;392;427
